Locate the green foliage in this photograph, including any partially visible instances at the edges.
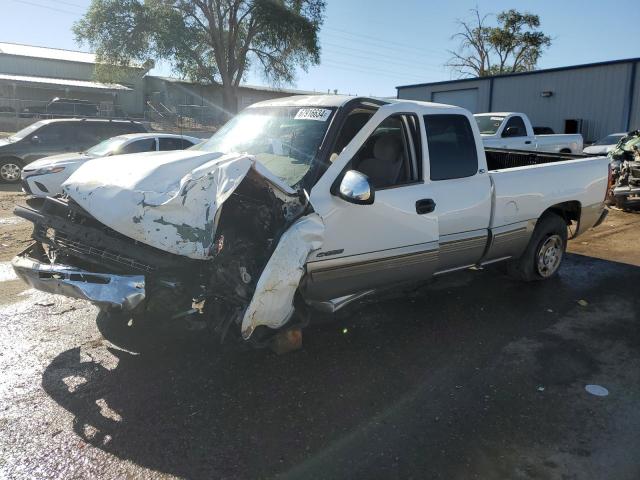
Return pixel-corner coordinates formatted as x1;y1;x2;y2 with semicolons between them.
74;0;325;111
447;8;552;78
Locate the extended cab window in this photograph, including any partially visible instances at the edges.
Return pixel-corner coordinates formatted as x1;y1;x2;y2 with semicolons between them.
351;114;421;189
424;114;478;181
502;116;527;137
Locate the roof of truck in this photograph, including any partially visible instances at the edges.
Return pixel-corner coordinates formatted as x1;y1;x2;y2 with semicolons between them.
474;112;516;116
249;95;382;108
248;95;472;113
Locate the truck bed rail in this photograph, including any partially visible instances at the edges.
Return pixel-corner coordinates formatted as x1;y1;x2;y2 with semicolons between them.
486;148;588;171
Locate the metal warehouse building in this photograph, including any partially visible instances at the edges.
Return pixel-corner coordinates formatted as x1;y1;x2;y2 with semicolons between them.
397;58;640;142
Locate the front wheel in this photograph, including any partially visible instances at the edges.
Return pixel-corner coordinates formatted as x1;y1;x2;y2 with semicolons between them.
0;158;22;183
507;213;568;282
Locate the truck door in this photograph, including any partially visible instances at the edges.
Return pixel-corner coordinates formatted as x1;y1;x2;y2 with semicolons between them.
499;115;535;150
306;103;439;301
421;113;492;272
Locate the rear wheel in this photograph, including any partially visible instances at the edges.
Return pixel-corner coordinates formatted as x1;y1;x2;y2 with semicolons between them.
507;213;568;282
0;158;22;183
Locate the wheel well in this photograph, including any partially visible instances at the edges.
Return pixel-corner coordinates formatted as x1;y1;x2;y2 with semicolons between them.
543;201;581;226
0;156;24;166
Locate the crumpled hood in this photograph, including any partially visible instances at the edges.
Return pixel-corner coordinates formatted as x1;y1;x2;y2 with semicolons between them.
25;152;92;170
62;149;296;259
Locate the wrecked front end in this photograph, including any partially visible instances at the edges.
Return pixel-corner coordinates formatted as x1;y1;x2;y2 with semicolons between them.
12;155;322;346
608;130;640;209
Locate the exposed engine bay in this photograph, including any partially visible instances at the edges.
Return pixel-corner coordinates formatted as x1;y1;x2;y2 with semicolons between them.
608;130;640;210
13;161;321;346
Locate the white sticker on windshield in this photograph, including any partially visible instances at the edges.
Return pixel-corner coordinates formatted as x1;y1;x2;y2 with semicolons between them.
490;116;504;121
295;108;332;122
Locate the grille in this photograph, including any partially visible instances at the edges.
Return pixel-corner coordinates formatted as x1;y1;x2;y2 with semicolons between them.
55;235;155;273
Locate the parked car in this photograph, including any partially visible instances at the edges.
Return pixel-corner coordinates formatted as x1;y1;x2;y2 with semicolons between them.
583;132;627;155
12;96;609;349
0;118;146;183
533;126;555;135
607;130;640;209
20;97;98;119
21;133;202;196
474;112;583;154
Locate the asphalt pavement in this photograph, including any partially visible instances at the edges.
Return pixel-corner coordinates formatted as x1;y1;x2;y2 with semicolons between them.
1;246;640;479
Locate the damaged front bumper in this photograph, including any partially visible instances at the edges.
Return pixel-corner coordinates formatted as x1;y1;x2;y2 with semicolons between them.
12;245;146;311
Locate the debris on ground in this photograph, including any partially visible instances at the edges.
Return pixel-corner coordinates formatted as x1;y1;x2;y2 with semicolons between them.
585;384;609;397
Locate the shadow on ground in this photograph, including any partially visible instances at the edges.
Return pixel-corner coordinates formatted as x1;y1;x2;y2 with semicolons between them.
41;254;640;479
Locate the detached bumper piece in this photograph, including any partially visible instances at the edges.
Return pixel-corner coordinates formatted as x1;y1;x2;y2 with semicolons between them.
12;246;146;311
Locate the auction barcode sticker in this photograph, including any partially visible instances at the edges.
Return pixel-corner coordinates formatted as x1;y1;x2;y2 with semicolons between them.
295;108;332;121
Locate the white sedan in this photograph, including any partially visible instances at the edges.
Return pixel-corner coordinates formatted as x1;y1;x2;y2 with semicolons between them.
21;133;202;197
583;133;626;155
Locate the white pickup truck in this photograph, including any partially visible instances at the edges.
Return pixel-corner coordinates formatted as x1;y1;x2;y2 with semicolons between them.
12;96;609;348
475;112;584;154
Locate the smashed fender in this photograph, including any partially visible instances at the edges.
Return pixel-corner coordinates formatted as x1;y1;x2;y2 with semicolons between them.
241;213;324;339
62;150;297;259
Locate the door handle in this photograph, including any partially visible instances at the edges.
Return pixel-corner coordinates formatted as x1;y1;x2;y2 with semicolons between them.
525;140;532;144
416;198;436;214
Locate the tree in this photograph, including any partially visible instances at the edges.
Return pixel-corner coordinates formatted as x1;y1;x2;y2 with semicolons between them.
74;0;325;114
447;8;551;78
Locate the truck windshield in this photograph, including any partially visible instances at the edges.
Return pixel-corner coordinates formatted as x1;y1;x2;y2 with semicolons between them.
475;116;505;135
193;106;335;187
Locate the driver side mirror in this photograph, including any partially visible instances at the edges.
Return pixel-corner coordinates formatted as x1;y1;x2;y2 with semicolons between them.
337;170;374;205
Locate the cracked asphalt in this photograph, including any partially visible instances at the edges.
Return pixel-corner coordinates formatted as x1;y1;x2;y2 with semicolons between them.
1;185;640;479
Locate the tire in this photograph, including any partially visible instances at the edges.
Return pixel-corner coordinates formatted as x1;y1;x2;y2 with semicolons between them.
507;212;568;282
0;158;22;183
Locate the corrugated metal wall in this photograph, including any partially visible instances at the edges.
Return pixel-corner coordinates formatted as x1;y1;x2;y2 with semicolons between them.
397;78;490;113
0;54;146;116
630;61;640;131
491;63;631;141
398;60;640;142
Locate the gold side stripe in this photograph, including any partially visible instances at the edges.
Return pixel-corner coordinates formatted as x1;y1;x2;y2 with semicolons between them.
311;250;438;280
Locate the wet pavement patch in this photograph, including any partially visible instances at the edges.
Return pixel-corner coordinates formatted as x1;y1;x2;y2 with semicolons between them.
535;335;599;386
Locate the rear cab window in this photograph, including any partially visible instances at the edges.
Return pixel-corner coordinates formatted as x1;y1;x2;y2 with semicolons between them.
423;114;478;181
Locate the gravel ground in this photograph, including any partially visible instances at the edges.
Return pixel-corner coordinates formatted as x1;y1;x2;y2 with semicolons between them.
1;187;639;479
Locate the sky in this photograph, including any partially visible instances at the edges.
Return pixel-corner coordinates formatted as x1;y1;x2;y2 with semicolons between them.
2;0;640;97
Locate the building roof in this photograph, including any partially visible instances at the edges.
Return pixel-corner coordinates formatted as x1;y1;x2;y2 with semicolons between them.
149;75;319;96
396;57;640;90
0;42;96;64
0;73;131;91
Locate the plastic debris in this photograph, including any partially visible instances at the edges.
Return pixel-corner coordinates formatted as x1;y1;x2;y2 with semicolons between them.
577;299;589;307
585;384;609;397
537;386;545;392
546;309;553;313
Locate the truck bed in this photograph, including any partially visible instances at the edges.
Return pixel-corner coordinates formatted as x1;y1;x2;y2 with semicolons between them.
485;148;587;171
